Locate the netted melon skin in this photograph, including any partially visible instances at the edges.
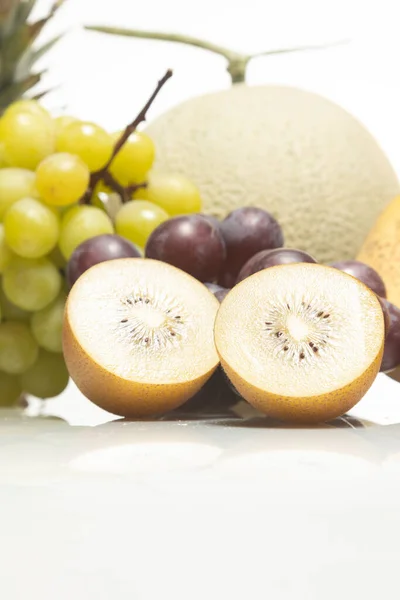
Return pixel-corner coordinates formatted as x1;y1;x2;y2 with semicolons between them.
146;84;399;264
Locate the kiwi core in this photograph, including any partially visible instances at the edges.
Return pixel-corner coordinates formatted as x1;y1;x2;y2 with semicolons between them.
215;263;384;397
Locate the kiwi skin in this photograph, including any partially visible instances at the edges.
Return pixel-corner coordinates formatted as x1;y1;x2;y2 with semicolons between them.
63;307;219;419
215;264;385;424
220;347;383;424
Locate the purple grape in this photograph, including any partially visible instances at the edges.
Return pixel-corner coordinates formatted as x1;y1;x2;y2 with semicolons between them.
237;248;317;283
204;282;230;303
67;234;140;287
198;214;220;229
377;297;391;338
218;207;284;287
177;368;239;415
379;298;400;372
145;215;226;282
330;260;386;298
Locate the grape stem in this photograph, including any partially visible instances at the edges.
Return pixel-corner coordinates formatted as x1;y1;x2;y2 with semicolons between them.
81;68;173;205
85;25;348;84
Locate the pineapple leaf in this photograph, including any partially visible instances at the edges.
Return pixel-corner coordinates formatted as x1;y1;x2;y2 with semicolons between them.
15;0;36;25
0;0;19;38
31;34;63;66
0;71;42;110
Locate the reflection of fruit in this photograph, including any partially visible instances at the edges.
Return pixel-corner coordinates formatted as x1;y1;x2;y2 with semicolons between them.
330;260;386;298
66;234;141;287
358;195;400;307
63;258;220;417
218;207;283;287
145;214;226;282
215;263;384;423
237;248;316;283
146;85;399;263
115;200;168;248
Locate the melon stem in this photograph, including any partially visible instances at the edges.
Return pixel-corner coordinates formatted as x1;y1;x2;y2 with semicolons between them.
85;25;347;85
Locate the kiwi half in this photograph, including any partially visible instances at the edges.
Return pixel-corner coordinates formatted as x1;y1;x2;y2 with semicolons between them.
214;263;384;424
63;258;220;417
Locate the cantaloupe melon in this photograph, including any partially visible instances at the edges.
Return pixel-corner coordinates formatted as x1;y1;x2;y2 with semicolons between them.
146;84;399;264
86;26;400;264
358;195;400;307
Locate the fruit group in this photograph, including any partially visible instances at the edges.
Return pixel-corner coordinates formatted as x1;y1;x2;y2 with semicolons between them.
146;85;399;263
215;263;384;423
63;258;220;417
145;215;226;282
237;248;316;283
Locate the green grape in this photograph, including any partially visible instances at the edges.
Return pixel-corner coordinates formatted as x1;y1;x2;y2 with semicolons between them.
31;293;65;353
36;152;90;207
20;349;69;399
54;115;78;134
0;285;30;322
4;100;51;119
48;245;66;270
0;321;38;374
3;256;61;311
0;141;8;168
56;121;114;172
115;200;168;248
4;197;60;259
0;168;38;220
145;172;202;216
0;224;14;273
0;372;23;407
59;205;114;259
0;110;55;169
110;131;155;185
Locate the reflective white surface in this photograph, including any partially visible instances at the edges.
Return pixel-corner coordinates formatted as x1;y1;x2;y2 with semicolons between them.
1;374;400;599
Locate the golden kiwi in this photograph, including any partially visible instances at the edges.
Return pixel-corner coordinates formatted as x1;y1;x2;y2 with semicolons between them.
214;263;384;424
63;258;220;417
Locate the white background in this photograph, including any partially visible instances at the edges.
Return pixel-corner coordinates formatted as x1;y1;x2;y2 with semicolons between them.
33;0;400;175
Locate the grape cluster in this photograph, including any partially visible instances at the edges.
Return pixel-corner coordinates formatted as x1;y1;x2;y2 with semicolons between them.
0;99;202;407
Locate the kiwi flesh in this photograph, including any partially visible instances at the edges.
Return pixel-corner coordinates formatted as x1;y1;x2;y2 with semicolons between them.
63;258;220;417
214;263;384;424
